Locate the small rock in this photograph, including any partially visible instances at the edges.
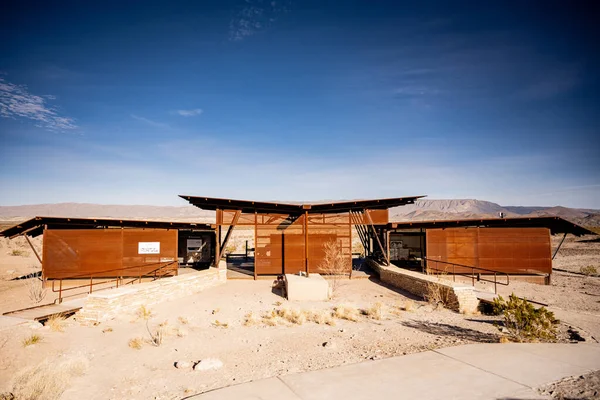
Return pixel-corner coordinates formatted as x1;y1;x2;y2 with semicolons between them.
339;329;345;333
175;361;192;369
322;341;336;349
193;358;223;371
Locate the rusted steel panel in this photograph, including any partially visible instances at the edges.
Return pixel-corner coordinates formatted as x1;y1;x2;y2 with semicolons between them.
253;213;352;276
426;227;551;275
43;229;178;279
478;227;551;274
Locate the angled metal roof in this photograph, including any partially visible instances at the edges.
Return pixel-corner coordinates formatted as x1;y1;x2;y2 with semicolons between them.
179;195;426;214
388;216;596;236
0;216;213;239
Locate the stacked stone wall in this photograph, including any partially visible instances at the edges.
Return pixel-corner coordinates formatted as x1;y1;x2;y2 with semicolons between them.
365;259;479;313
76;268;226;325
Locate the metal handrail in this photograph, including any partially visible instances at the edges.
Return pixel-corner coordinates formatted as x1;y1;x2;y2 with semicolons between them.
422;257;510;294
51;261;177;304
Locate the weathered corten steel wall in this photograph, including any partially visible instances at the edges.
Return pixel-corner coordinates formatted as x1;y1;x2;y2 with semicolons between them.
42;228;178;279
218;209;388;276
426;227;552;275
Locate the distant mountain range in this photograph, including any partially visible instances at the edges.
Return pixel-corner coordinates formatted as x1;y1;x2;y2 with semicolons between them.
0;200;598;226
389;199;600;227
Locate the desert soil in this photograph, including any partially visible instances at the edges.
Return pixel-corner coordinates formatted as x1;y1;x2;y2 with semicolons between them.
0;232;598;399
539;369;600;399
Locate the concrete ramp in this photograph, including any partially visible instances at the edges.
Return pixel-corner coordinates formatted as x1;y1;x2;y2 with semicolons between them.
3;298;85;322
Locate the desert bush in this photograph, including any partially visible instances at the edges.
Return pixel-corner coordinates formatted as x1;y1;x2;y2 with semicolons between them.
261;311;280;326
333;305;360;322
178;316;189;325
145;320;167;346
580;265;598;276
424;268;452;309
402;299;415;312
10;249;28;257
211;320;229;328
492;294;558;342
307;309;336;326
137;305;152;320
46;315;66;333
26;278;46;304
243;312;260;327
278;308;307;325
128;337;144;350
319;240;349;298
363;302;384;320
224;244;237;255
22;334;42;347
11;357;88;400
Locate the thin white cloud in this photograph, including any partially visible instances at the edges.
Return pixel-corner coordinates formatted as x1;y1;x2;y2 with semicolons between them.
130;114;171;129
229;0;290;41
0;77;77;131
172;108;203;117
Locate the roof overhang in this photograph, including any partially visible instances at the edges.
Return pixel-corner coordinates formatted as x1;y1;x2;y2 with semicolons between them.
387;216;596;236
179;195;426;214
0;216;214;239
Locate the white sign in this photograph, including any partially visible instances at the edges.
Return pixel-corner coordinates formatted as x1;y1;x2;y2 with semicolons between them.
138;242;160;254
187;239;203;248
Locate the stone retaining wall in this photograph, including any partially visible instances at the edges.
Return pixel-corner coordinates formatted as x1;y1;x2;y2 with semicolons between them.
366;259;480;313
76;267;227;325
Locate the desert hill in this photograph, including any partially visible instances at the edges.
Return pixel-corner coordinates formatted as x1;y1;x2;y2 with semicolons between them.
389;200;600;226
0;199;598;226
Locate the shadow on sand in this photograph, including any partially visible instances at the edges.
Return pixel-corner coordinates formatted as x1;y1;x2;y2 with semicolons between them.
401;320;499;343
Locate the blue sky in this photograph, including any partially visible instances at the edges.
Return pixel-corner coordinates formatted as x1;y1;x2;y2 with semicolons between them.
1;1;598;208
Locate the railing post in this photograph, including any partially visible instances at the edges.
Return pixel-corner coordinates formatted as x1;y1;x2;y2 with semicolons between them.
90;276;93;294
59;279;63;304
472;268;475;286
494;272;497;294
453;264;456;282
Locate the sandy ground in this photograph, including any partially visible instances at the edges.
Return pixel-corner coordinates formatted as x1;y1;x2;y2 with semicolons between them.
539;369;600;399
0;233;598;399
0;279;504;399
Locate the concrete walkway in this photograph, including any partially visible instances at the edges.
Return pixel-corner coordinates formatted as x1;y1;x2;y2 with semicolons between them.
195;343;600;400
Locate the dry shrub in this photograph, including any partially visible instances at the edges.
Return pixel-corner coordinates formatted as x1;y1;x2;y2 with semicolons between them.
580;265;598;276
307;309;336;326
46;315;66;332
26;278;46;304
128;337;144;350
493;294;558;342
319;240;349;298
178;316;189;325
277;308;307;325
499;336;510;343
10;249;28;257
211;320;229;328
364;302;384;320
146;321;166;346
424;281;451;309
137;305;152;320
11;357;88;400
243;312;260;327
22;334;42;347
102;327;113;333
261;310;281;326
333;305;360;322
